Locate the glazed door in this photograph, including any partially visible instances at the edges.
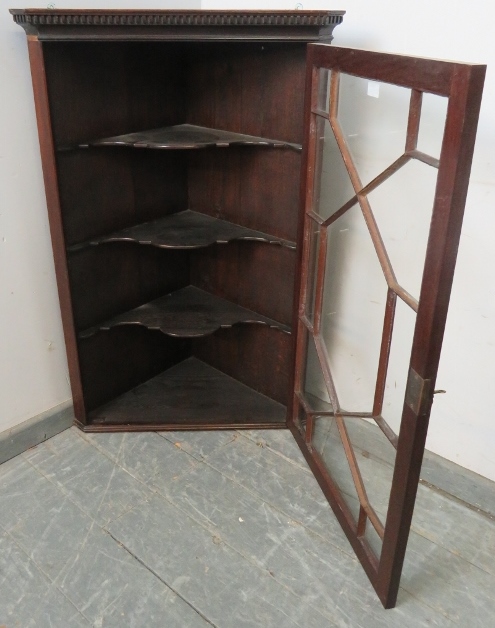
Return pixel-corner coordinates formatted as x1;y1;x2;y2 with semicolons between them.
290;45;485;608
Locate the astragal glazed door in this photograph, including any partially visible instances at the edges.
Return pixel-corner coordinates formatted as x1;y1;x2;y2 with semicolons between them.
289;44;485;608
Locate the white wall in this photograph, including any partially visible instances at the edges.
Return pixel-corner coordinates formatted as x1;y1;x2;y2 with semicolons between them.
0;0;200;434
3;0;494;482
203;0;495;482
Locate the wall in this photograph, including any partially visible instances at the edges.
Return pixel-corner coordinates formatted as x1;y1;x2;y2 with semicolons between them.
203;0;495;482
0;1;200;434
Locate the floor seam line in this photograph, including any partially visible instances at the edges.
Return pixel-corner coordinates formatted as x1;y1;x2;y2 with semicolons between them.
103;529;219;628
3;528;94;625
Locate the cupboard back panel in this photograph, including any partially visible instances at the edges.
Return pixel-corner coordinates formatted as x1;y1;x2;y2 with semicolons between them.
68;246;189;331
58;150;188;246
188;149;301;243
193;326;291;406
79;328;190;414
190;242;295;327
43;42;187;146
186;43;307;144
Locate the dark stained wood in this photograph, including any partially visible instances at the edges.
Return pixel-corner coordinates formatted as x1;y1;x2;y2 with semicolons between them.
191;242;296;326
68;246;189;332
309;44;457;97
78;327;189;414
290;43;486;608
88;357;286;429
10;9;345;42
26;38;86;422
80;285;290;339
68;210;295;252
193;325;292;406
188;150;302;243
82;123;301;151
58;150;188;247
378;60;487;609
15;12;331;433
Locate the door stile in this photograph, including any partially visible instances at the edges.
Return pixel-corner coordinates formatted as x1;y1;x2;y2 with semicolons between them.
377;62;486;608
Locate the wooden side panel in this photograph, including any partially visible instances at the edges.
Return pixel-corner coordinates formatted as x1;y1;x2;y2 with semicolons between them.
26;38;86;421
79;328;189;413
193;326;291;406
57;150;188;246
68;247;189;332
188;149;301;243
190;242;295;327
43;42;187;146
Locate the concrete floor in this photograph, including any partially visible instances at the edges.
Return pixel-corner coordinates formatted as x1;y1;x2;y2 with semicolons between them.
0;425;494;627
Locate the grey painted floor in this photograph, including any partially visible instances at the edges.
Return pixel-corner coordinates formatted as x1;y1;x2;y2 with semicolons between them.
0;426;494;627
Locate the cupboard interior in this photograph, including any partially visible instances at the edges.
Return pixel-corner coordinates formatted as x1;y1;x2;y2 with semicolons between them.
44;40;306;430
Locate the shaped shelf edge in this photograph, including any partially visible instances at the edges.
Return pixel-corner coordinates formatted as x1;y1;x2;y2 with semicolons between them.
68;210;296;252
74;124;302;151
79;285;291;339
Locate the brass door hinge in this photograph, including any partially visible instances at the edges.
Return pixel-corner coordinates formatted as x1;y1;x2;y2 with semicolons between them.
405;368;432;416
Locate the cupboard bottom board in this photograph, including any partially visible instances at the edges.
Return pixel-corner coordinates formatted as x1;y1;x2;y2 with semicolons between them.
77;356;287;432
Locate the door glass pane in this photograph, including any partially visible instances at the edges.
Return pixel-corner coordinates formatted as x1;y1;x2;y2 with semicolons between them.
312;416;361;520
342;416;396;522
417;93;449;159
319;204;387;412
316;67;331;112
367;159;438;302
381;297;417;433
313;116;356;222
337;73;411;187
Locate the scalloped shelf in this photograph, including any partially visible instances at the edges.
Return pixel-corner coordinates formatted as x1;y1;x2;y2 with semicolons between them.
68;210;296;252
78;124;301;151
79;285;291;339
87;357;286;430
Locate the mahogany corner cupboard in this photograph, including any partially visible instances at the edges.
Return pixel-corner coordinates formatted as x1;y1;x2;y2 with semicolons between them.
13;9;485;608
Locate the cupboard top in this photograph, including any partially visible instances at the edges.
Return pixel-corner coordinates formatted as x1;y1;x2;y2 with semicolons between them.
10;9;345;42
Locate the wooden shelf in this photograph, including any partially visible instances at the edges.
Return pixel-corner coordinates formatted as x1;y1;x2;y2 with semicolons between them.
86;357;287;430
80;285;291;339
78;124;301;151
68;210;296;252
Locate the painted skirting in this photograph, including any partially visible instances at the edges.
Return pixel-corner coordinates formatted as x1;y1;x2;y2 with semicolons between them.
0;400;73;466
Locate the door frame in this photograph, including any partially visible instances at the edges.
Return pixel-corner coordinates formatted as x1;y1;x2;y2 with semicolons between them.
288;44;485;608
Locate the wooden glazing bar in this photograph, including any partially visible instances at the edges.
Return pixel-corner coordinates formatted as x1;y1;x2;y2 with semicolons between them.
312;225;328;335
405;89;423;152
314;334;340;411
305;414;315;443
336;416;385;539
407;149;440;169
358;154;411;198
357;194;398;291
372;289;397;416
374;415;399;449
357;505;368;537
390;281;419;313
321;193;359;227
